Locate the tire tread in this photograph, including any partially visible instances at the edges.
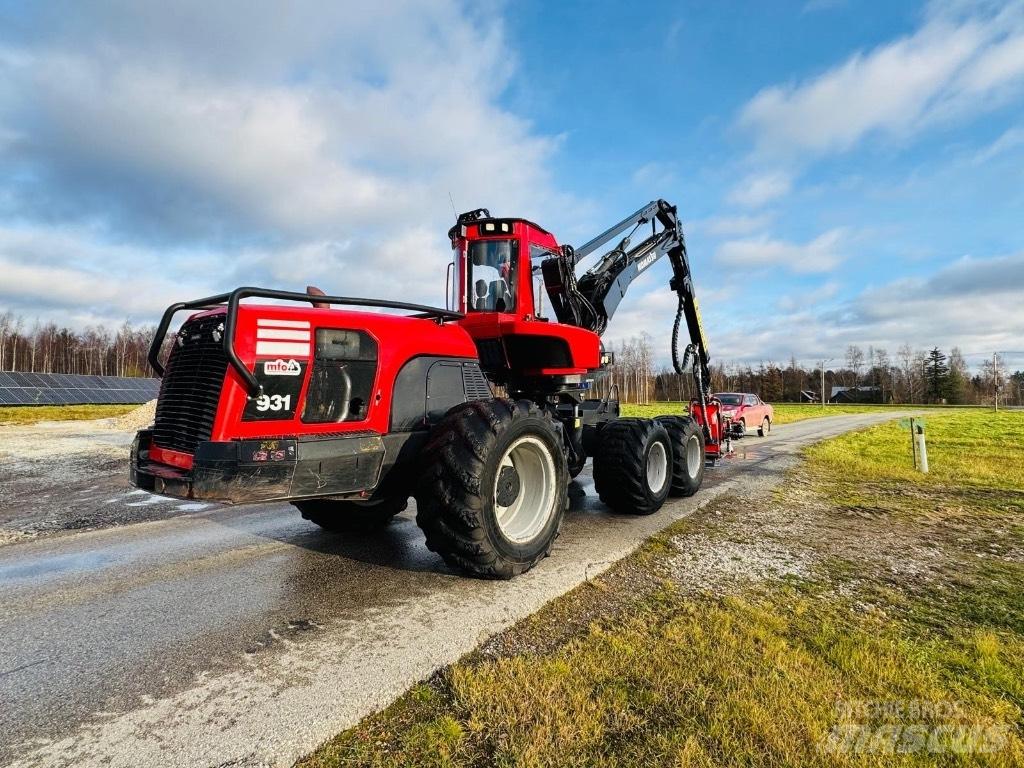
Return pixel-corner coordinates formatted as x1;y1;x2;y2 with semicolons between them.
593;418;672;515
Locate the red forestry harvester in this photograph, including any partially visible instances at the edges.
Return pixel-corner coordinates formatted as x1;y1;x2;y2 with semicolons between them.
131;200;727;578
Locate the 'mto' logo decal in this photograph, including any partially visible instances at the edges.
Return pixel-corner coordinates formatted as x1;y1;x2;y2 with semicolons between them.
263;359;303;376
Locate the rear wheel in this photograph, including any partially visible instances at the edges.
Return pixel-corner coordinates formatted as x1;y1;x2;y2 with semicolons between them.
758;417;771;437
655;415;705;496
593;419;673;515
293;496;407;532
415;399;568;579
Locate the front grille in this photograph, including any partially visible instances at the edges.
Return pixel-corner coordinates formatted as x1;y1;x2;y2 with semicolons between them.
153;314;229;455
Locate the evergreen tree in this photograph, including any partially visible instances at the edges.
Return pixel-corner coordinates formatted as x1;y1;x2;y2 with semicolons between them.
926;347;949;402
947;347;969;404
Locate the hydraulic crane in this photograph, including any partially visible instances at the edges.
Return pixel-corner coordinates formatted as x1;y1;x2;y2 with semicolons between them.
537;199;718;446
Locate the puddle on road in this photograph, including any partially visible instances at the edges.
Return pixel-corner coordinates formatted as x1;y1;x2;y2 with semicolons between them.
0;550;112;582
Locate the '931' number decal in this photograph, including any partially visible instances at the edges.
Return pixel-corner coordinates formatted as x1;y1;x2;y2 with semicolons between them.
255;394;291;412
242;360;306;421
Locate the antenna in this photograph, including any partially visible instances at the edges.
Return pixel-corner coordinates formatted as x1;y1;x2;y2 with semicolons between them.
448;191;458;219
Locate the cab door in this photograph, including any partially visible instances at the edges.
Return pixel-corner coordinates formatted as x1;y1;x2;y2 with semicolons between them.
744;394;763;424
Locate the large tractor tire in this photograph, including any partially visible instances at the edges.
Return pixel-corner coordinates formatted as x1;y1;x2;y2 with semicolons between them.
593;418;673;515
655;415;705;497
415;399;568;579
293;496;407;532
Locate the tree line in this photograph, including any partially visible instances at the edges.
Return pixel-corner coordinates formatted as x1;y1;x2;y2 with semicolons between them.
1;311;1020;405
0;311;157;377
596;336;1023;407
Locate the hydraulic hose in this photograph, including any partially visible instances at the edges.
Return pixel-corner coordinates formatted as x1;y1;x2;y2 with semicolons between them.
672;293;713;442
671;293;688;375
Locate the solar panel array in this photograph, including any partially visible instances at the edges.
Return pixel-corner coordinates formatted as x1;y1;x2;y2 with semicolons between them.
0;372;161;406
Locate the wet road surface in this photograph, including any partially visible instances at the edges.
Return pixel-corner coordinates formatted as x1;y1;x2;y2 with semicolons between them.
0;412;910;767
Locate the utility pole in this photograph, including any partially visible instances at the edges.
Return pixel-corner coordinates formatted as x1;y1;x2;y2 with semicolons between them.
994;352;999;412
818;358;833;408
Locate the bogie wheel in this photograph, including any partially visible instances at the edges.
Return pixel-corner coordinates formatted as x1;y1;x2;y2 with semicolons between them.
593;419;673;515
415;399;568;579
654;416;705;496
758;417;771;437
293;496;407;532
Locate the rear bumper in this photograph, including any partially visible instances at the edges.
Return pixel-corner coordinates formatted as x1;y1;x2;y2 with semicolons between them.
130;429;388;504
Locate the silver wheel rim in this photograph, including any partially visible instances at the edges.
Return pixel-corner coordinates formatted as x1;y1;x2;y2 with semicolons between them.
494;435;557;543
646;441;668;494
763;419;770;433
685;434;701;479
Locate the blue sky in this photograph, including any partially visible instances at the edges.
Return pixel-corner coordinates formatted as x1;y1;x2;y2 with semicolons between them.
1;0;1022;372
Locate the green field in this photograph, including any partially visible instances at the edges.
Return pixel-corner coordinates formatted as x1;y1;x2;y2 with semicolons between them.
0;404;138;425
623;401;983;425
302;409;1024;767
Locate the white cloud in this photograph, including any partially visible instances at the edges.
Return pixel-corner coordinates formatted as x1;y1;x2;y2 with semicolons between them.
0;226;209;321
698;212;775;237
714;228;847;274
601;282;731;363
777;281;840;311
703;251;1024;366
0;220;460;328
738;2;1024;156
726;171;792;207
0;1;580;326
1;43;564;239
972;125;1024;164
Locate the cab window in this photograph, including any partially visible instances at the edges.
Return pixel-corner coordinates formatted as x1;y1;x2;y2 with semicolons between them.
529;244;556;318
468;239;517;312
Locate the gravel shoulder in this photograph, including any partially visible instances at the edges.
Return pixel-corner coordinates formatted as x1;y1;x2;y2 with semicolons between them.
0;402;216;545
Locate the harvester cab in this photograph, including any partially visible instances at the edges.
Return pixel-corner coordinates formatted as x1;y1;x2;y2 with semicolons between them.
131;200;724;578
448;209;604;389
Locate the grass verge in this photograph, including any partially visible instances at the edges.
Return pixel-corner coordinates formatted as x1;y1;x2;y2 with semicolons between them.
0;404;138;425
302;409;1023;767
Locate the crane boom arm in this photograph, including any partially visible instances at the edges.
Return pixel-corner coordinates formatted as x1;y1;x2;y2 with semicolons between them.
540;199;711;398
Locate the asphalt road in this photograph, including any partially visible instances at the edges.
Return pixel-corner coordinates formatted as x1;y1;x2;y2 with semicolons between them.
0;412;910;768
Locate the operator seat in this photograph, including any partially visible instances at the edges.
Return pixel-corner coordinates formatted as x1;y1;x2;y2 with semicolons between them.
475;279;489;310
489;279;511;312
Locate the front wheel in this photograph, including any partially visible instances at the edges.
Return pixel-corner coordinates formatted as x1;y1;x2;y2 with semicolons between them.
593;419;673;515
293;496;407;532
758;417;771;437
415;399;568;579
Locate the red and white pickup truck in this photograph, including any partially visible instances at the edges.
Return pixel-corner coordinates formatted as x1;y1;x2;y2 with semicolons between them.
714;392;773;437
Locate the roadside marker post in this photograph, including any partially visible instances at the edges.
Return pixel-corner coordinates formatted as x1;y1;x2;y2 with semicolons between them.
900;417;928;473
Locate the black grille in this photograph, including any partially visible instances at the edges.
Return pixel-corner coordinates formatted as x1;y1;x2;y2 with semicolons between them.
153;314;229;455
462;363;492;401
